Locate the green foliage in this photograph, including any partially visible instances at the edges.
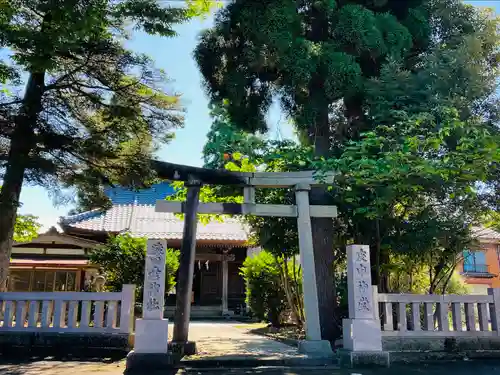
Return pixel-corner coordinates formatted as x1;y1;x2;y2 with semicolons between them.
0;185;41;242
195;2;500;314
90;234;180;298
195;0;432;133
317;107;499;235
167;180;245;225
389;255;470;295
13;214;40;243
0;0;200;288
0;0;193;221
185;0;221;18
203;102;266;170
240;250;294;327
316;107;499;291
199;103;499;294
483;212;500;233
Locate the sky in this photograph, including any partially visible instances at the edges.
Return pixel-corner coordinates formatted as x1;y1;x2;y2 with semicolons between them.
12;0;500;231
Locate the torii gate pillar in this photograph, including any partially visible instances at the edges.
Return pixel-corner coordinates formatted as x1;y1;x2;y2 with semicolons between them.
171;178;201;356
295;183;333;356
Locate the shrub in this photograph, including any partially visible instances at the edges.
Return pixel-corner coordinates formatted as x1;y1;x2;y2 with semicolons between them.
240;250;288;327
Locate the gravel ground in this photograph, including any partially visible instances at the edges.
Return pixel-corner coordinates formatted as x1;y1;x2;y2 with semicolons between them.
179;322;302;360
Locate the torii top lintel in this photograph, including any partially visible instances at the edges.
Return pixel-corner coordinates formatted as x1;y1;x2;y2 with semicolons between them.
151;160;334;188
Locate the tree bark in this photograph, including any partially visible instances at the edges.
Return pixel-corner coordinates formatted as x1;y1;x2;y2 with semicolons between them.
310;136;337;340
0;72;44;291
308;73;337;340
306;3;338;342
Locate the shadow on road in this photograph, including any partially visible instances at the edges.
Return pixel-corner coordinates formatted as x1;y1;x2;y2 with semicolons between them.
0;353;127;375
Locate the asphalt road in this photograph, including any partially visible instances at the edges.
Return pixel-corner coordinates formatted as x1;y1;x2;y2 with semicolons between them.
1;359;500;375
179;361;500;375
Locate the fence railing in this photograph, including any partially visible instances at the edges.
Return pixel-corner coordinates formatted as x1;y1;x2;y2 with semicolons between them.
375;288;500;337
0;284;135;334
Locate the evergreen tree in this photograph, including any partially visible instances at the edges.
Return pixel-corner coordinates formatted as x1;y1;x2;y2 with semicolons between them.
0;0;191;290
194;0;499;339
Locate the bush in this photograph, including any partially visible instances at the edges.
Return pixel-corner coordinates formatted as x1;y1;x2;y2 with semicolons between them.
240;251;288;327
90;234;180;299
389;255;470;295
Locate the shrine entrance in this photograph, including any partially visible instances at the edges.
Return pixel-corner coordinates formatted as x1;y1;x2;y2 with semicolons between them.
192;258;220;306
153;167;337;357
125;162;389;372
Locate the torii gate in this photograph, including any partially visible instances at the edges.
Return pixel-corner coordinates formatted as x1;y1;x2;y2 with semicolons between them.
152;162;336;356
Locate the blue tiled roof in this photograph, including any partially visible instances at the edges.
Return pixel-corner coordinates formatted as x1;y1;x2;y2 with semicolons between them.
60;181;250;241
62;204;249;241
62;182;177;225
104;182;175;205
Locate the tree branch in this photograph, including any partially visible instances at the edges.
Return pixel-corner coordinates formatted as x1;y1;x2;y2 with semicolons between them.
0;100;23;108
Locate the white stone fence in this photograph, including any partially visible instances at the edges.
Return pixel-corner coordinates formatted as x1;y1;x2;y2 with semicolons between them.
375;288;500;337
0;284;135;334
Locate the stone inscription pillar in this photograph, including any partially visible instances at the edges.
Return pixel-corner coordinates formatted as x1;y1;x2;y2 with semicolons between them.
143;240;167;319
343;244;383;351
126;239;170;371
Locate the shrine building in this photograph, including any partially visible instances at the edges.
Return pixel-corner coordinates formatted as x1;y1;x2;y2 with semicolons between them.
9;182;257;318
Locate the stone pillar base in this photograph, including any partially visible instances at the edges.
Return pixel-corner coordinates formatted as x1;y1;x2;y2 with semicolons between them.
297;340;333;357
338;349;390;368
125;351;173;373
170;340;197;356
342;318;382;351
134;318;169;354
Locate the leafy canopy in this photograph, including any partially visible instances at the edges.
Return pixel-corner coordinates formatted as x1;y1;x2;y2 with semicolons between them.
0;0;191;206
194;1;500;294
195;0;430;135
196;103;499;293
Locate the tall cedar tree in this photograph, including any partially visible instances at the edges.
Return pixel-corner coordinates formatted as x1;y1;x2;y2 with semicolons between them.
0;0;190;290
194;0;499;340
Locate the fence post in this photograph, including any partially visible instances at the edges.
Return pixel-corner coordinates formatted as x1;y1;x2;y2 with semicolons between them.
120;284;136;334
488;288;500;336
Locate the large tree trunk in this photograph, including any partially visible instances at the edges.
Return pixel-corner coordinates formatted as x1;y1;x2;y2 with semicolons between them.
310;122;337;340
0;72;44;291
0;165;24;291
306;3;338;342
309;74;337;341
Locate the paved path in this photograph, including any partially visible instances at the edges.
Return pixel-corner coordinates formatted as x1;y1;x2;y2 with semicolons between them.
175;321;303;360
0;321;298;375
